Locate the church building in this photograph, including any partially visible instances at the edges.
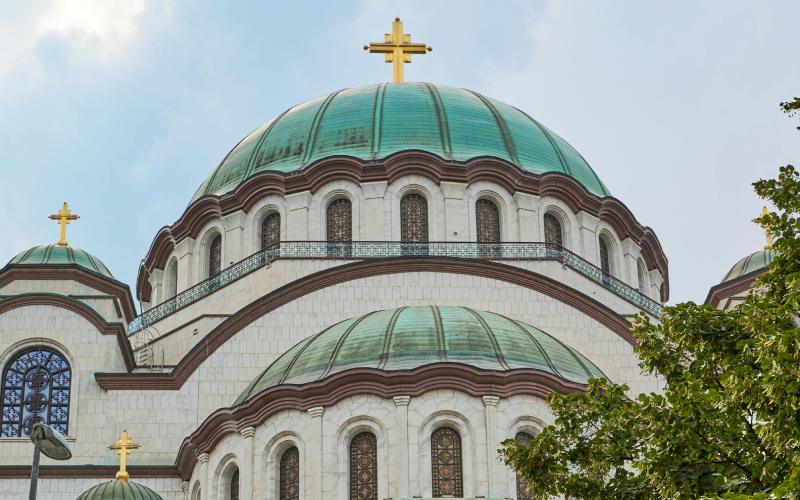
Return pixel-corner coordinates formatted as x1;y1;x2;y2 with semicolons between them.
0;18;773;500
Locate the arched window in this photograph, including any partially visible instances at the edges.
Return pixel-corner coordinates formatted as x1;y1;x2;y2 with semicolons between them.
327;198;352;242
598;235;611;276
514;432;534;500
165;259;178;300
431;427;463;497
208;234;222;277
543;213;563;247
230;467;239;500
401;193;428;243
261;212;281;250
279;446;300;500
191;486;201;500
1;347;71;437
350;432;378;500
637;259;648;294
476;199;500;243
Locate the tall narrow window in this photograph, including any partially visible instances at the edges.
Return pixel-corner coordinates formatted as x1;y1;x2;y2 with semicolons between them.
431;427;463;497
543;213;563;247
476;199;500;243
279;446;300;500
261;212;281;250
514;432;534;500
230;467;239;500
637;259;648;294
401;194;428;243
599;236;611;276
350;432;378;500
1;347;71;437
209;234;222;277
165;259;178;300
327;198;352;257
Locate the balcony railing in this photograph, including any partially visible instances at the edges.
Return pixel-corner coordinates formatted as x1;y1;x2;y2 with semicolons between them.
128;241;663;334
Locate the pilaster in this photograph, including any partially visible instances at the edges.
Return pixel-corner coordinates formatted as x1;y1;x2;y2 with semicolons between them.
514;192;541;241
308;406;325;500
393;395;411;498
222;211;246;268
285;191;312;239
197;452;210;500
576;211;599;265
147;268;164;307
441;181;468;241
482;395;501;498
362;181;388;239
175;237;195;292
240;426;256;500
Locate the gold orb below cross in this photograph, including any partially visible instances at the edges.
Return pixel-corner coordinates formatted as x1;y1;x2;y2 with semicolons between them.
364;17;432;83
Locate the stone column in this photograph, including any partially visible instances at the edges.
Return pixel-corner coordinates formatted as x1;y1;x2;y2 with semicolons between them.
621;238;640;287
181;480;190;500
222;211;246;268
393;395;412;498
240;426;256;500
197;452;210;500
482;395;501;498
285;192;312;240
175;237;196;292
576;211;599;264
308;406;325;500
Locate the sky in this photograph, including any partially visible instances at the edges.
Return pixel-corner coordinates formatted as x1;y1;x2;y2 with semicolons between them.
0;0;797;307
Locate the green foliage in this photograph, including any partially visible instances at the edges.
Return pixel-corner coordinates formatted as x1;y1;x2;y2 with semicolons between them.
501;104;800;499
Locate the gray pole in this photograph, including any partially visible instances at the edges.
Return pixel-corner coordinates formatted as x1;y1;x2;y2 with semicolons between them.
29;433;41;500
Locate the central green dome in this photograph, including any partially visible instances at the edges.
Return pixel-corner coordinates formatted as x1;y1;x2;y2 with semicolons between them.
193;83;610;202
8;244;113;278
236;305;605;404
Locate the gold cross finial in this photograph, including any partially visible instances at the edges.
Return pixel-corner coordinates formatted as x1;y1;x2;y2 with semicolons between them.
363;17;432;83
109;430;140;482
761;206;773;250
48;202;79;247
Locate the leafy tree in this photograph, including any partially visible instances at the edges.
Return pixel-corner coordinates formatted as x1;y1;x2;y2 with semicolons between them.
501;102;800;499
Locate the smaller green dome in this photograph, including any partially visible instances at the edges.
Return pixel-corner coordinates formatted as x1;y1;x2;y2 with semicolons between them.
8;244;113;278
722;249;775;283
76;480;163;500
237;305;605;404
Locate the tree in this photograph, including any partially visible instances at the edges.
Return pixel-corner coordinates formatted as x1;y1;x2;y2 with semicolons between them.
501;102;800;499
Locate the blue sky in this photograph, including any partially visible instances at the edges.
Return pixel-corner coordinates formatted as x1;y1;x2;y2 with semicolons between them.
0;0;797;306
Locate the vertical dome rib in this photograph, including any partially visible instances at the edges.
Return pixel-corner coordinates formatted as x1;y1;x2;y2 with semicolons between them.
463;307;510;369
431;305;446;361
370;83;388;157
242;108;292;181
319;310;378;379
301;88;345;166
466;90;520;166
423;83;453;158
377;306;406;369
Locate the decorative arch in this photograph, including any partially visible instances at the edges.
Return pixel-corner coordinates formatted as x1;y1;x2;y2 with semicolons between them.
336;414;389;500
191;481;201;500
213;455;239;500
598;231;615;277
262;430;305;500
418;409;477;498
164;258;178;300
0;346;71;437
637;258;649;295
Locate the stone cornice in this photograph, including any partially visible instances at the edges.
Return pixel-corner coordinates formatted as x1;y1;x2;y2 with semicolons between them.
704;268;767;307
173;363;587;480
0;465;178;479
96;257;635;391
0;293;136;371
0;265;137;323
136;152;669;302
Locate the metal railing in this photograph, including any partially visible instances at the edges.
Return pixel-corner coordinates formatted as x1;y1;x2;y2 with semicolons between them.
128;241;662;334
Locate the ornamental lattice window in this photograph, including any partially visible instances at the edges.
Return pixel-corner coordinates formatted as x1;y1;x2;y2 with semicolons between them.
1;347;71;437
261;212;281;250
230;467;239;500
350;432;378;500
476;199;500;243
637;259;648;294
514;431;534;500
543;213;563;247
327;199;352;242
401;194;428;243
209;234;222;277
431;427;463;497
279;446;300;500
599;236;611;275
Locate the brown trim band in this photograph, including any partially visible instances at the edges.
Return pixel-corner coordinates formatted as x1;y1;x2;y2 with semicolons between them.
97;257;635;390
0;294;135;371
704;268;766;307
0;465;178;479
174;362;586;479
137;152;669;302
0;265;137;323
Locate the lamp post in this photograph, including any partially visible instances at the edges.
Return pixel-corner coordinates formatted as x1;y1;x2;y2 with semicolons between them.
29;423;72;500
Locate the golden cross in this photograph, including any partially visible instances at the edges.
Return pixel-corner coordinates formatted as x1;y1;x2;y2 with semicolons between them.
48;202;79;247
109;430;140;482
363;17;432;83
761;206;773;250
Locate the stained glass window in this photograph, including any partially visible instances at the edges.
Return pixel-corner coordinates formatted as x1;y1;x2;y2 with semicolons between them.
209;234;222;277
279;446;300;500
401;194;428;243
1;347;71;437
230;467;239;500
543;213;562;247
476;199;500;243
350;432;378;500
514;432;534;500
431;427;463;497
261;212;281;250
599;236;610;275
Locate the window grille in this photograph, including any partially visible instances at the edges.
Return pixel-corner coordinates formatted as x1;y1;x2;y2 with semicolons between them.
514;432;534;500
400;194;428;243
279;446;300;500
209;235;222;277
350;432;378;500
431;427;463;497
261;213;281;250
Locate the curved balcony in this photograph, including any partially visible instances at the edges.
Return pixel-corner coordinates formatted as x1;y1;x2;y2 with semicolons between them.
128;241;663;334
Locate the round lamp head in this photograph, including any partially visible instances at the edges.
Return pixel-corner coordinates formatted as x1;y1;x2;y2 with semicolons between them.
30;423;72;461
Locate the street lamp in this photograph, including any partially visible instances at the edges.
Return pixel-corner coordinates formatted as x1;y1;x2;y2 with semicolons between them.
29;423;72;500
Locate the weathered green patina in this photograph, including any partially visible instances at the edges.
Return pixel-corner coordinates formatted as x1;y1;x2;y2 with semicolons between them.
193;83;610;202
236;305;605;404
75;480;163;500
9;244;113;278
722;249;775;283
